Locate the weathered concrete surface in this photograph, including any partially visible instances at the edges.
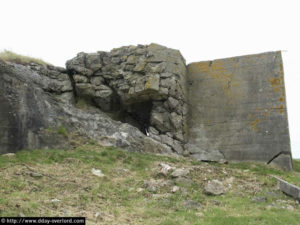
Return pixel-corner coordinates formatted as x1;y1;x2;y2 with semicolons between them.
274;176;300;200
186;52;292;170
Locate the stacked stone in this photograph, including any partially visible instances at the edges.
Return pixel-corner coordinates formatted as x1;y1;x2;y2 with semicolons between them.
27;63;74;104
66;43;188;155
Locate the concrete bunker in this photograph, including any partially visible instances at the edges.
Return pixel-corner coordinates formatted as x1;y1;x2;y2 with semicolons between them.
0;44;292;170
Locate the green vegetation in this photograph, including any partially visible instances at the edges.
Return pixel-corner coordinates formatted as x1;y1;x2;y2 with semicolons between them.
284;159;300;186
57;125;68;137
0;50;50;66
0;145;299;224
45;126;68;138
293;159;300;172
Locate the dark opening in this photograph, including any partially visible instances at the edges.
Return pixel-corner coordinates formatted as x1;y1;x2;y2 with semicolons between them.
120;101;153;134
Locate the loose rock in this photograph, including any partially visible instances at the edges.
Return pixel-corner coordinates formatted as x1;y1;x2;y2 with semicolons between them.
18;212;25;217
183;200;201;210
91;168;105;177
172;186;180;193
30;172;43;178
204;180;225;195
158;163;173;176
252;196;267;203
170;168;189;178
2;153;16;157
51;198;61;203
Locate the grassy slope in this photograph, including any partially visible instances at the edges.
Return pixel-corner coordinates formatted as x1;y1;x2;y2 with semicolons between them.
0;145;299;225
0;50;49;66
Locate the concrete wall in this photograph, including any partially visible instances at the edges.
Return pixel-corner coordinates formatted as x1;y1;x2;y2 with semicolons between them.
186;51;292;170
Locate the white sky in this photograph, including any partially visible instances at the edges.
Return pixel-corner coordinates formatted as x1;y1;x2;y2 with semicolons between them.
1;0;299;158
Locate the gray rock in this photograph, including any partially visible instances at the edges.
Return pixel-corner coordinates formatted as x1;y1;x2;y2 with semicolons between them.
171;168;189;178
210;200;221;206
286;205;295;211
133;61;147;72
266;192;279;198
76;83;95;97
170;112;182;130
158;163;173;176
148;126;159;135
145;74;160;91
252;196;267;203
51;198;61;204
150;112;167;132
0;60;144;154
2;153;16;157
174;177;193;186
144;137;172;154
183;200;201;210
172;140;184;154
66;52;93;76
172;185;180;193
74;75;89;83
85;53;102;72
204;180;225;195
94;212;102;220
144;179;163;193
161;135;174;147
274;176;300;200
91;168;105;177
18;212;25;217
167;97;179;109
30;172;43;178
90;76;104;86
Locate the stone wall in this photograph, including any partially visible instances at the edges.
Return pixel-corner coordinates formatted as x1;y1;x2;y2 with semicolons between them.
66;44;188;155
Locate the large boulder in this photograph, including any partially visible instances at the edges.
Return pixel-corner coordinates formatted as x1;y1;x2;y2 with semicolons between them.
0;60;144;153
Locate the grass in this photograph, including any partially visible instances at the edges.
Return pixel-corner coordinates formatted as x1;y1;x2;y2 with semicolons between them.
45;126;69;138
0;144;299;224
57;126;68;137
284;159;300;186
0;50;50;66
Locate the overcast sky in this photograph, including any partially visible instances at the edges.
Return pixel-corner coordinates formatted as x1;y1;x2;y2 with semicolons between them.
1;0;299;158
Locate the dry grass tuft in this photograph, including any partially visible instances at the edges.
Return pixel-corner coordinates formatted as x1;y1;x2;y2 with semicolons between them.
0;50;50;66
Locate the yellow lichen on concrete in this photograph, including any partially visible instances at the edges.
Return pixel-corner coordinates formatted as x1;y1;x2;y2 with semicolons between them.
264;111;270;117
187;61;211;76
187;59;243;103
250;119;259;132
208;60;241;102
279;105;284;114
269;77;284;94
269;77;281;86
